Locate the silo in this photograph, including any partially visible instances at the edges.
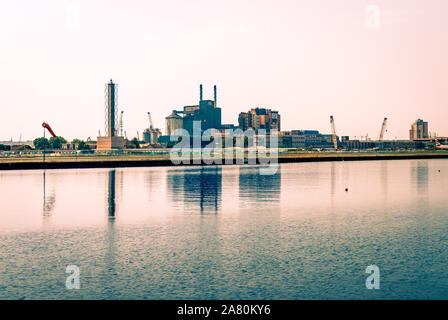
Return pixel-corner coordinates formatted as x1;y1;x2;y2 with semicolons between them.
165;111;183;136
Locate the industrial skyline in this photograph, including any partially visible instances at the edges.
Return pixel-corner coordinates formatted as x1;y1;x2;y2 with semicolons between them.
1;0;448;141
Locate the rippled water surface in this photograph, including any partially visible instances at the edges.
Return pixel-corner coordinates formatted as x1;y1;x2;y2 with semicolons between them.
1;160;448;299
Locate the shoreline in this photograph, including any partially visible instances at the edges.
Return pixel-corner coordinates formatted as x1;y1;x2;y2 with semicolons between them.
1;151;448;171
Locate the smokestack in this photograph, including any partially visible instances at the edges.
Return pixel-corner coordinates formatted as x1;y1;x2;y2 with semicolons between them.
214;85;217;108
200;84;203;102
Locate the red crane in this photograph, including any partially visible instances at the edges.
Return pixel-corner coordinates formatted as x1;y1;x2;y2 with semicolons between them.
42;122;57;138
330;116;338;150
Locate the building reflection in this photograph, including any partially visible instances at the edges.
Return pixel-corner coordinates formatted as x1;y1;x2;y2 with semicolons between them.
238;166;281;204
411;160;429;195
167;167;222;213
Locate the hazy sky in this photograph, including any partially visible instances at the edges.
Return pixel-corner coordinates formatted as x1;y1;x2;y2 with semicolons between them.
1;0;447;141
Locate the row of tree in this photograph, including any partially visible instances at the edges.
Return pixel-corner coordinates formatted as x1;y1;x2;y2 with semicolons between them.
33;137;90;150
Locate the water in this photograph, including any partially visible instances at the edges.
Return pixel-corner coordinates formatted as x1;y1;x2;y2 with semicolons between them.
0;160;447;299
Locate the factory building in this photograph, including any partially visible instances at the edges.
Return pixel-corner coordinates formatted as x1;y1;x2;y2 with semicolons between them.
169;84;222;136
410;119;429;140
238;108;280;132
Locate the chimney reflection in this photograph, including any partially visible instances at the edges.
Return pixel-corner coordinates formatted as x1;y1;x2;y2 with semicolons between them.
108;169;116;219
167;167;222;213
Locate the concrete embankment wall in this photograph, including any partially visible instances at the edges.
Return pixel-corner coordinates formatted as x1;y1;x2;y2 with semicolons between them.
1;152;448;171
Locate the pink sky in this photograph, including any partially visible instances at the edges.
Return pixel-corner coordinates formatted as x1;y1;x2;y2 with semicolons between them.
0;0;447;141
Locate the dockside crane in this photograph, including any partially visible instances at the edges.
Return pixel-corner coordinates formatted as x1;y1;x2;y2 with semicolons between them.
378;117;388;142
42;122;57;138
330;115;338;150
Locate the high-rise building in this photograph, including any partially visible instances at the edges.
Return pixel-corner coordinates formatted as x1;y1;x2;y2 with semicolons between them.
409;119;429;140
238;108;280;132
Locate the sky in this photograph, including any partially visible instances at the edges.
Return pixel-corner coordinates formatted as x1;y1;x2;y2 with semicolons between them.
0;0;447;141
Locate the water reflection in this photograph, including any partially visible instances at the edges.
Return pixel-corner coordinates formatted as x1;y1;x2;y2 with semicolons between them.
411;161;429;194
381;161;388;203
108;170;116;219
42;170;56;217
238;167;281;204
167;167;222;213
330;162;336;198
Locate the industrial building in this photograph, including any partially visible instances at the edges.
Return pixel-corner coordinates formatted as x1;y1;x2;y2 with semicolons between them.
183;84;221;135
410;119;429;140
97;79;126;150
143;128;161;144
238;108;280;132
143;112;162;145
168;84;222;136
165;111;183;136
279;130;336;149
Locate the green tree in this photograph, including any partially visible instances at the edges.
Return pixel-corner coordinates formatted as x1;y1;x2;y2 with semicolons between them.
49;136;67;149
71;139;83;144
71;139;89;150
77;141;90;150
33;137;50;150
131;137;140;149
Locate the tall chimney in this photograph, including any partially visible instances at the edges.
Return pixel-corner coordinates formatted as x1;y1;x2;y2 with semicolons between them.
200;84;203;102
214;85;217;108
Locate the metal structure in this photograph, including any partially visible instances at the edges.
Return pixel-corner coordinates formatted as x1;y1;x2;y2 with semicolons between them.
97;79;126;150
214;85;217;108
119;111;124;137
147;112;154;129
105;79;118;137
42;122;57;138
330;115;338;150
378;117;388;141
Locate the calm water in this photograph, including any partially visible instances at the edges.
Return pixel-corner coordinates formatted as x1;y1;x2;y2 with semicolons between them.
0;160;448;299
